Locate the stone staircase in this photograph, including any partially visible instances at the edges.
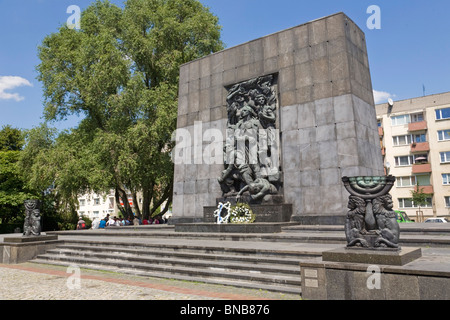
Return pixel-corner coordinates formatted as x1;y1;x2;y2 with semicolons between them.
29;223;450;296
30;233;323;295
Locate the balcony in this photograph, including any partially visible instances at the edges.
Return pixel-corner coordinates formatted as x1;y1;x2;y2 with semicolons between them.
378;127;384;137
408;121;427;132
414;185;434;194
412;163;432;174
411;142;430;153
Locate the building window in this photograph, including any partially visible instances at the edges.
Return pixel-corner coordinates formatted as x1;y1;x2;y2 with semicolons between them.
440;151;450;163
416;174;431;186
411;112;424;123
93;211;100;216
79;199;85;206
413;134;427;143
438;130;450;141
94;198;100;205
395;155;414;166
393;135;413;146
391;114;410;126
398;198;432;208
443;174;450;185
436;108;450;120
397;176;416;187
446;197;450;207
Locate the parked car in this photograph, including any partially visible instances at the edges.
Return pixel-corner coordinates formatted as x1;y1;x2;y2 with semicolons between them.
395;210;414;223
424;217;449;223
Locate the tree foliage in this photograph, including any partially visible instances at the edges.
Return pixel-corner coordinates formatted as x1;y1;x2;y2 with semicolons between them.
0;126;35;227
30;0;223;219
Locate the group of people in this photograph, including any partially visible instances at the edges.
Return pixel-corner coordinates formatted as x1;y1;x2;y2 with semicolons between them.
82;214;167;230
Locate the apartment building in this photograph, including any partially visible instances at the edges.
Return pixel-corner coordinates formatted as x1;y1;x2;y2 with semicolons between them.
376;91;450;221
77;190;118;221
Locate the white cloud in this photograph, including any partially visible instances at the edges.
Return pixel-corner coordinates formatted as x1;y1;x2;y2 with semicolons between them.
373;90;396;104
0;76;33;102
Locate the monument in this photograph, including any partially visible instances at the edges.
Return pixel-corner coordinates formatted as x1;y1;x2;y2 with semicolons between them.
172;12;384;228
0;200;59;264
342;176;400;249
23;199;42;237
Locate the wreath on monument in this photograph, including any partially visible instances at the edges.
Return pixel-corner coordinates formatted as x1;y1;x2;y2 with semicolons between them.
229;203;256;224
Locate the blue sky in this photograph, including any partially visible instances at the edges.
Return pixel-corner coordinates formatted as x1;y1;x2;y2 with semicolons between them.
1;0;449;130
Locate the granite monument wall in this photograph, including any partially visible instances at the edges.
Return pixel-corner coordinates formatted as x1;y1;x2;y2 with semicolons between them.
172;12;384;225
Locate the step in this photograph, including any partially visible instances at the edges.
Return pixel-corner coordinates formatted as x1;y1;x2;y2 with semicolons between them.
31;254;302;295
54;238;323;260
52;244;308;267
41;248;301;276
30;258;302;295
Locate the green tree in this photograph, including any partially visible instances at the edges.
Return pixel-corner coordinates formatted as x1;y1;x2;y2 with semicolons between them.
0;126;36;231
411;182;432;222
34;0;223;219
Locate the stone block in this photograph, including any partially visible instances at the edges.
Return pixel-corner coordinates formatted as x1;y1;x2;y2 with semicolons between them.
336;122;357;139
314;97;334;126
320;168;341;186
173;181;184;196
210;52;224;74
278;53;294;69
263;33;278;59
280;90;296;107
312;58;329;83
333;94;354;123
337;138;360;167
293;24;309;49
278;29;295;55
418;276;450;300
297;102;316;129
189;60;200;81
263;56;279;74
326;13;346;40
295;62;313;88
296;85;314;105
196;179;209;194
316;124;336;142
300;170;320;187
322;247;423;266
318;140;338;169
281;105;298;131
313;82;333;101
309;18;327;45
329;51;350;82
310;42;328;60
298;127;317;145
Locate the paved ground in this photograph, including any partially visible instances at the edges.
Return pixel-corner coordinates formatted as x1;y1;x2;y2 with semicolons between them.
0;262;301;301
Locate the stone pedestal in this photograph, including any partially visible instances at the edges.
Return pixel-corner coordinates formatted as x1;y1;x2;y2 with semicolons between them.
298;247;436;300
0;234;60;264
322;247;422;266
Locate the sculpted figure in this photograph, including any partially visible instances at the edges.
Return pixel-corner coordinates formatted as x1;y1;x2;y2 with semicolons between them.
237;178;277;201
23;200;41;237
218;75;281;201
345;196;369;248
372;194;400;248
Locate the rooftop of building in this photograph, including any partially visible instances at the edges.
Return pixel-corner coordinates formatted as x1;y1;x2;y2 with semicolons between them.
375;91;450;116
